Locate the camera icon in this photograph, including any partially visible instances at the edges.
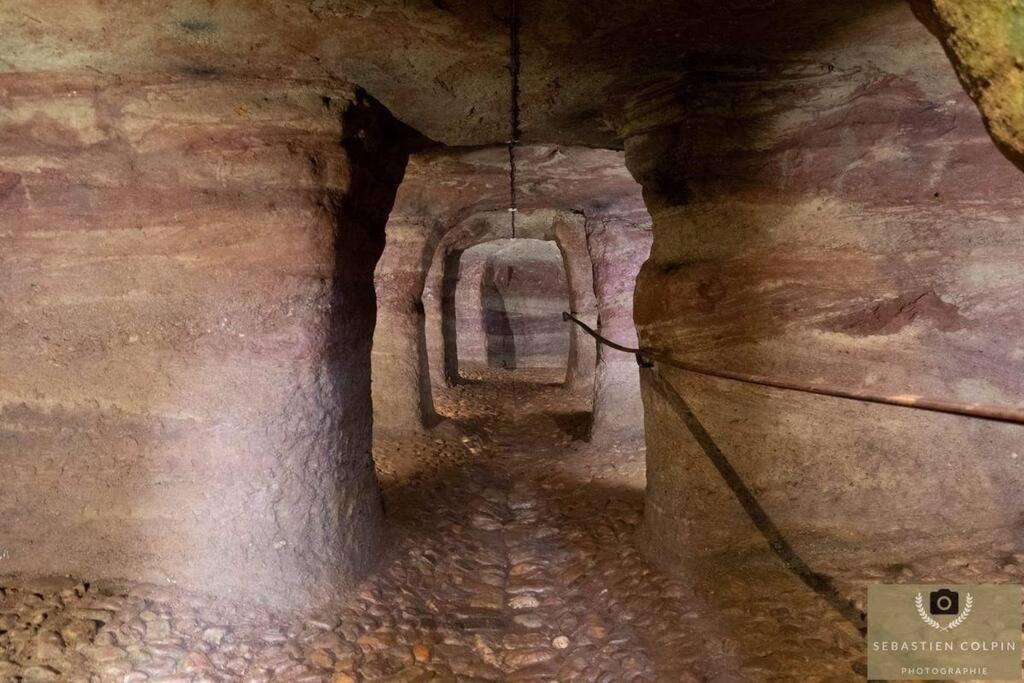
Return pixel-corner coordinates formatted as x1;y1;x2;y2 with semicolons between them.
929;588;959;615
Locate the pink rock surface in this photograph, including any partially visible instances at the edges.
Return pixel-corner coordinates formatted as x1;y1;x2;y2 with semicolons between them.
625;3;1024;577
456;239;570;372
374;148;646;436
0;76;408;609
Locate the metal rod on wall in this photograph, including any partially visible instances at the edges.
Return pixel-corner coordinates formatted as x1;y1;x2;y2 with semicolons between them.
562;311;1024;426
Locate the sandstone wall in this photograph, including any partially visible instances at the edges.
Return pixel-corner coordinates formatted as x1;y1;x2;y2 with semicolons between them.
375;147;645;439
456;240;570;372
424;210;597;393
448;243;505;373
371;218;440;432
379;199;602;432
0;75;408;609
624;4;1024;577
586;213;652;445
911;0;1024;171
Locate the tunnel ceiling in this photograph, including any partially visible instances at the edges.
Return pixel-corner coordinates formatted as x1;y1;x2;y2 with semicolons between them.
390;146;646;222
0;0;959;149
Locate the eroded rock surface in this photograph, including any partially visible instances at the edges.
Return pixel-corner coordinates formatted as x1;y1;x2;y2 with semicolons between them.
2;0;892;148
912;0;1024;169
458;239;570;372
4;0;1024;677
373;147;644;438
624;1;1024;583
0;75;409;609
1;369;870;681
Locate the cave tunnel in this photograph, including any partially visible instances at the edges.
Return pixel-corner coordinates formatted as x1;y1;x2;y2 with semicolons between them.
474;239;570;375
2;0;1024;680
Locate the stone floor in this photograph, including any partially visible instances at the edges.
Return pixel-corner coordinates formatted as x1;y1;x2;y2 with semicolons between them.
1;368;866;682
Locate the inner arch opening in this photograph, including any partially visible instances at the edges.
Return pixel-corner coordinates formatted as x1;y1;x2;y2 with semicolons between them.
460;239;570;379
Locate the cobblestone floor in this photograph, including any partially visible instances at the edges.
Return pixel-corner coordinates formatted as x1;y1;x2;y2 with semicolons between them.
1;368;868;681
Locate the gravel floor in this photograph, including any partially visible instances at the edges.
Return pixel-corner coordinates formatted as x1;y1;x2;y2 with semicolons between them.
1;368;866;681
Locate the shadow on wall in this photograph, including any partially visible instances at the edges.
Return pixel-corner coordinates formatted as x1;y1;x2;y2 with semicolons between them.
482;262;516;369
421;209;601;415
440;250;463;384
0;79;413;610
455;238;572;378
626;0;1024;662
318;87;415;572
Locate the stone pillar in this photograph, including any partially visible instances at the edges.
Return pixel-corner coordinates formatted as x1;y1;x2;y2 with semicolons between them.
451;243;505;369
586;215;651;445
0;75;408;609
423;244;464;389
553;216;598;395
440;250;463;385
372;220;439;432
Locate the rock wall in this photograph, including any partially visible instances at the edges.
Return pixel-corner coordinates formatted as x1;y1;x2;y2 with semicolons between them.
448;242;505;373
425;210;598;392
586;212;652;445
455;240;570;372
911;0;1024;171
0;75;409;609
371;217;440;432
624;3;1024;579
375;145;640;434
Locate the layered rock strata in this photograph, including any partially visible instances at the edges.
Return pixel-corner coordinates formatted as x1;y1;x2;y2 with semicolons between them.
0;75;409;609
623;3;1024;579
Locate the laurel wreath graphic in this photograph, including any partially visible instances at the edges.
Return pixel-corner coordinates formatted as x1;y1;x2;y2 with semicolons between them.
915;592;973;631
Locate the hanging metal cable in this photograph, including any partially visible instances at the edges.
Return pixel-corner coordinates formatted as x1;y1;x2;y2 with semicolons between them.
562;311;1024;426
507;0;521;239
